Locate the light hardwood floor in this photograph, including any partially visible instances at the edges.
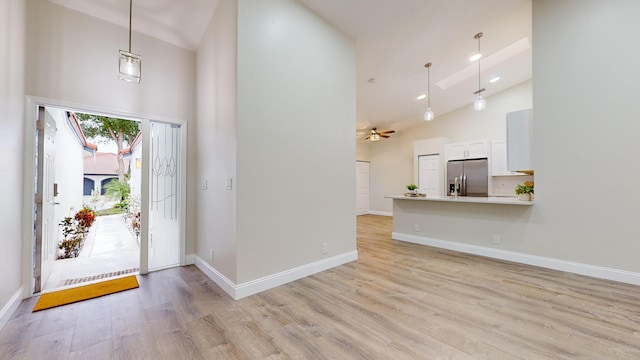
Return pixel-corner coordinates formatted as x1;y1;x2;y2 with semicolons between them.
2;215;640;359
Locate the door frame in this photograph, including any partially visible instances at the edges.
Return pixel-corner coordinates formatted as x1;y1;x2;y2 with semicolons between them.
22;96;188;297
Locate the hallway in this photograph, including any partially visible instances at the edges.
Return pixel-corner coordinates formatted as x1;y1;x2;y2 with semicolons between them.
43;214;139;292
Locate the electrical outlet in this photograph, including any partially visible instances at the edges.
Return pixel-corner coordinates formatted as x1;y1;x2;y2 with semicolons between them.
322;243;328;254
201;179;208;190
493;235;501;244
209;249;214;260
414;224;421;232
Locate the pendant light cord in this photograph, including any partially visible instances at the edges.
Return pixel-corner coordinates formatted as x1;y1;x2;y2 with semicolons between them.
427;63;431;108
475;32;482;94
128;0;132;53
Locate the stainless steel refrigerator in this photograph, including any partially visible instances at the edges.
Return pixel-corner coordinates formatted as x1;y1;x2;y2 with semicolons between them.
447;158;488;197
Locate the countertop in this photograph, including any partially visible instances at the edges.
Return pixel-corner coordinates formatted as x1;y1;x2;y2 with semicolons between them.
385;195;534;206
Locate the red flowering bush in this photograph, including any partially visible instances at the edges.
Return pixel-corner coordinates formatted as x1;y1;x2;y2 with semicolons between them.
74;207;96;231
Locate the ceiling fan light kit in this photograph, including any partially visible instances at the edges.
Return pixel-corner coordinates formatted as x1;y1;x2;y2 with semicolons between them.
365;127;395;142
118;0;141;83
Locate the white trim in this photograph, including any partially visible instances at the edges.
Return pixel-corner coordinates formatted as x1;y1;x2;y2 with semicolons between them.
368;210;393;217
0;287;24;332
185;253;196;265
393;232;640;286
194;250;359;300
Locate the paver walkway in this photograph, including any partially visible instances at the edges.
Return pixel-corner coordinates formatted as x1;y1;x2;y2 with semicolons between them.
43;214;139;292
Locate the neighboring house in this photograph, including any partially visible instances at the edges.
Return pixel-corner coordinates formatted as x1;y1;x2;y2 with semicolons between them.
83;153;129;203
49;109;97;247
121;132;142;199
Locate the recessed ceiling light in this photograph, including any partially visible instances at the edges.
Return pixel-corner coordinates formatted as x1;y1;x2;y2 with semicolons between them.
489;76;500;83
469;53;482;62
416;94;426;100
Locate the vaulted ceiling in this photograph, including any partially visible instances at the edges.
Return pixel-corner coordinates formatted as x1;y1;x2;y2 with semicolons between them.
49;0;532;135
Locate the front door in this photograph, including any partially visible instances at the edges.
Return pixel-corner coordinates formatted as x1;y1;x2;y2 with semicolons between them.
34;107;57;293
148;121;181;270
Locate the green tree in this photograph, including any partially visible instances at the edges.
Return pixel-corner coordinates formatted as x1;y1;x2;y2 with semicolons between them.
76;113;139;183
103;178;131;206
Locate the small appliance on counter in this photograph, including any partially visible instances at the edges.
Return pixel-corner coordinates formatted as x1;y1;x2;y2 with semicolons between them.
447;158;488;197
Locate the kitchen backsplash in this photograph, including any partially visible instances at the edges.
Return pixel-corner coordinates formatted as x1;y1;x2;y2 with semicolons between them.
491;175;534;197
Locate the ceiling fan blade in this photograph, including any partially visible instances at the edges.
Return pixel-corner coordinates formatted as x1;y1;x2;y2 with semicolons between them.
379;130;395;134
380;134;390;138
364;135;371;140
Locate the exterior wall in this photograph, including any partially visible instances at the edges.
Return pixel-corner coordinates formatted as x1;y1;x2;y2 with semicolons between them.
194;0;238;282
128;144;142;199
0;0;26;328
236;0;356;284
48;108;85;243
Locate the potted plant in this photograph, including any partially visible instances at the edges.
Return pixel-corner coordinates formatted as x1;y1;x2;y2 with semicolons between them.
406;184;418;194
515;181;534;201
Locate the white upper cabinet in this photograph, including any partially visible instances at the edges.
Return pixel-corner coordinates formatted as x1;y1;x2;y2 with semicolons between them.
445;140;489;161
506;109;533;171
491;140;527;176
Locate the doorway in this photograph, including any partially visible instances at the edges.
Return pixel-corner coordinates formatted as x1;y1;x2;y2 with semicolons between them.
356;161;370;215
24;98;186;295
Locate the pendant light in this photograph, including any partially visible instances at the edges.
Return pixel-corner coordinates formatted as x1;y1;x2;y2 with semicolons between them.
118;0;141;83
423;62;434;121
473;32;486;111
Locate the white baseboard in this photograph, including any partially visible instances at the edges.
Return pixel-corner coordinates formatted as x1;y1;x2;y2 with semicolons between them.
193;257;237;298
185;253;196;265
0;287;24;332
393;232;640;286
368;210;393;217
194;250;358;300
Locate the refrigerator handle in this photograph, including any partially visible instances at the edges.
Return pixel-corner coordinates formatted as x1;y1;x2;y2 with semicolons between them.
462;173;467;195
459;173;463;195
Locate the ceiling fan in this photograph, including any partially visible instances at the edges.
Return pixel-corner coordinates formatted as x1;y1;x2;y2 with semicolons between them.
364;127;395;141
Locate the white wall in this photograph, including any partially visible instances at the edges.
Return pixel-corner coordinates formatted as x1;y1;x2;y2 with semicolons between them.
370;80;533;213
48;108;85;239
25;0;195;122
194;0;238;282
236;0;356;284
530;0;640;272
356;140;371;161
0;0;26;327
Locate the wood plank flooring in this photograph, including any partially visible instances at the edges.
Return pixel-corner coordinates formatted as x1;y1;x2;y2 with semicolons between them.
2;214;640;359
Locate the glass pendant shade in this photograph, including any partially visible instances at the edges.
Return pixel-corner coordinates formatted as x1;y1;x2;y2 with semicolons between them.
370;133;380;142
424;108;434;121
473;95;486;111
119;50;141;83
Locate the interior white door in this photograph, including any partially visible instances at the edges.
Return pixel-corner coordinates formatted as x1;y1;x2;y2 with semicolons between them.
356;161;370;215
148;122;181;270
35;107;57;292
418;154;441;197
